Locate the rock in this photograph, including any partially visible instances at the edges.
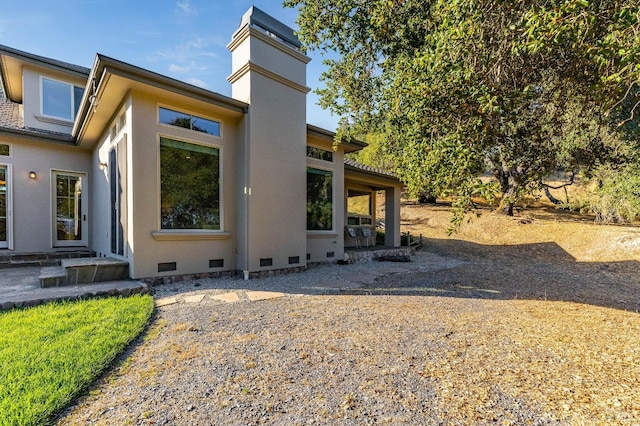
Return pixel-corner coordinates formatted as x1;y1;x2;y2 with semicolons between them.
376;255;411;262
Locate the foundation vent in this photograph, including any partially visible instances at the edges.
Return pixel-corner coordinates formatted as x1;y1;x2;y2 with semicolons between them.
209;259;224;268
158;262;177;272
260;258;273;267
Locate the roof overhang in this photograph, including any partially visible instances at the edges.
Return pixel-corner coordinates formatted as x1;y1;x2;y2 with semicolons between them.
74;54;249;146
344;161;403;190
0;126;75;145
0;45;90;103
306;124;367;153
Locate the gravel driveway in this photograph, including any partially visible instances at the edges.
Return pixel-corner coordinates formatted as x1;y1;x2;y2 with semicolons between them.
57;243;640;425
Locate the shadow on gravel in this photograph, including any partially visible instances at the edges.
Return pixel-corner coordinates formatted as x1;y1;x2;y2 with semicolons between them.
344;238;640;313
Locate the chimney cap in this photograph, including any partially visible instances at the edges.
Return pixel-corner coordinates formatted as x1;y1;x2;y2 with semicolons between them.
234;6;302;49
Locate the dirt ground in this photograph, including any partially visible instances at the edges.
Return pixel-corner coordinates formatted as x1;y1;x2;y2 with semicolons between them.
392;201;640;312
57;203;640;425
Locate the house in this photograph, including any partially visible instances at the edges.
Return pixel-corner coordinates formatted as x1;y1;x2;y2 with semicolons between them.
0;7;403;283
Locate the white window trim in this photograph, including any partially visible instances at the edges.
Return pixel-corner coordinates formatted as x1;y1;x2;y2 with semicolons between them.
156;133;225;234
0;164;13;249
51;169;89;248
38;76;80;123
157;103;223;139
306;165;335;233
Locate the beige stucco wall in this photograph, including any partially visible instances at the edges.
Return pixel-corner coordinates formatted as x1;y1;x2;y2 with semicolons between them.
123;91;241;279
240;73;308;272
91;96;132;261
229;22;310;274
0;135;91;252
306;135;345;263
22;67;87;134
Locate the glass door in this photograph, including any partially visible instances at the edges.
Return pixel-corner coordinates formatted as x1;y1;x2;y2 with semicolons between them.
110;137;127;256
0;166;7;248
53;171;87;247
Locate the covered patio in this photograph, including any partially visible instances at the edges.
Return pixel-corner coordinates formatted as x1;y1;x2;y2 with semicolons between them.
343;159;403;250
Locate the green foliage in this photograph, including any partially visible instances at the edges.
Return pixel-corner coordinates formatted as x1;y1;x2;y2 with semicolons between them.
0;295;154;425
588;164;640;223
287;0;640;225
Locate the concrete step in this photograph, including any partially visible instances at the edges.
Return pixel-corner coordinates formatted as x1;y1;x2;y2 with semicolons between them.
38;257;129;288
0;251;95;269
39;266;66;288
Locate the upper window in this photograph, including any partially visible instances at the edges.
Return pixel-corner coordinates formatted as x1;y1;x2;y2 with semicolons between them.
160;137;221;230
41;77;84;121
307;168;333;231
307;146;333;162
159;107;221;137
0;143;9;157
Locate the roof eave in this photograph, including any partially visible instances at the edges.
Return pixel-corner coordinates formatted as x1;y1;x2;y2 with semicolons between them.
306;124;367;152
74;54;249;143
0;44;90;77
0;126;76;145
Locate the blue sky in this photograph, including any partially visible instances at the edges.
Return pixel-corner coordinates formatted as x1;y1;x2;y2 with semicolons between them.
0;0;339;129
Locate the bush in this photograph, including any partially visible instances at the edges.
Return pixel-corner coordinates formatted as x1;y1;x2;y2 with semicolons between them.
588;164;640;224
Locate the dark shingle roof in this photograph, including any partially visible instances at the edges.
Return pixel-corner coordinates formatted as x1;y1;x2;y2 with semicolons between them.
0;73;23;129
0;44;90;76
0;74;74;142
344;158;400;181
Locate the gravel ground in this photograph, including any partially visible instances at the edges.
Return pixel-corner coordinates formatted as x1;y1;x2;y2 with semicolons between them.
57;242;640;425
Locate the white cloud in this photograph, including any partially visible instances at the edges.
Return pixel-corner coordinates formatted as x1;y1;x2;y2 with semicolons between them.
169;64;187;73
186;78;208;89
176;0;197;17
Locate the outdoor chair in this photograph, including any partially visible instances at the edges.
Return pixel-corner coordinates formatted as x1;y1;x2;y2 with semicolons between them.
345;226;361;248
360;227;375;247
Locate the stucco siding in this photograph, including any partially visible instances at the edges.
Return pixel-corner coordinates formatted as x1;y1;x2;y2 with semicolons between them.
126;91;241;279
1;136;90;252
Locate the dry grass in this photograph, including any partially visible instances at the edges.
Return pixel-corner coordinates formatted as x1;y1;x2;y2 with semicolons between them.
397;197;640;263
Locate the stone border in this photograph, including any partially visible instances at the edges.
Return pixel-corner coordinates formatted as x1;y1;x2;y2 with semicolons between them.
0;283;149;312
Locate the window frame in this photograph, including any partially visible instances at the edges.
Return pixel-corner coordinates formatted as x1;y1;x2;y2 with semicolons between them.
347;190;373;226
51;170;88;248
156;134;225;235
0;164;13;249
158;105;222;138
306;166;334;232
0;142;11;158
40;76;84;122
307;146;333;162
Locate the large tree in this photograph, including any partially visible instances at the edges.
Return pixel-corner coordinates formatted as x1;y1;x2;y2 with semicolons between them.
286;0;639;218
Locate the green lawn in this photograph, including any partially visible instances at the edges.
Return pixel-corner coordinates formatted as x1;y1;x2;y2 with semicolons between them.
0;295;154;426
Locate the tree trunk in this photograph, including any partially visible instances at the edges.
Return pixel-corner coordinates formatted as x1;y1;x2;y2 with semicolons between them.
494;166;521;217
544;186;563;206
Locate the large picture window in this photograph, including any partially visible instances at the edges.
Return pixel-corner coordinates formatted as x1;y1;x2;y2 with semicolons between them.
307;168;333;231
41;77;84;121
160;137;220;230
159;107;221;136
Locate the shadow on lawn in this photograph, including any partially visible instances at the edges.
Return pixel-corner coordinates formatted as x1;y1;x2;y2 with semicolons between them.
345;238;640;313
